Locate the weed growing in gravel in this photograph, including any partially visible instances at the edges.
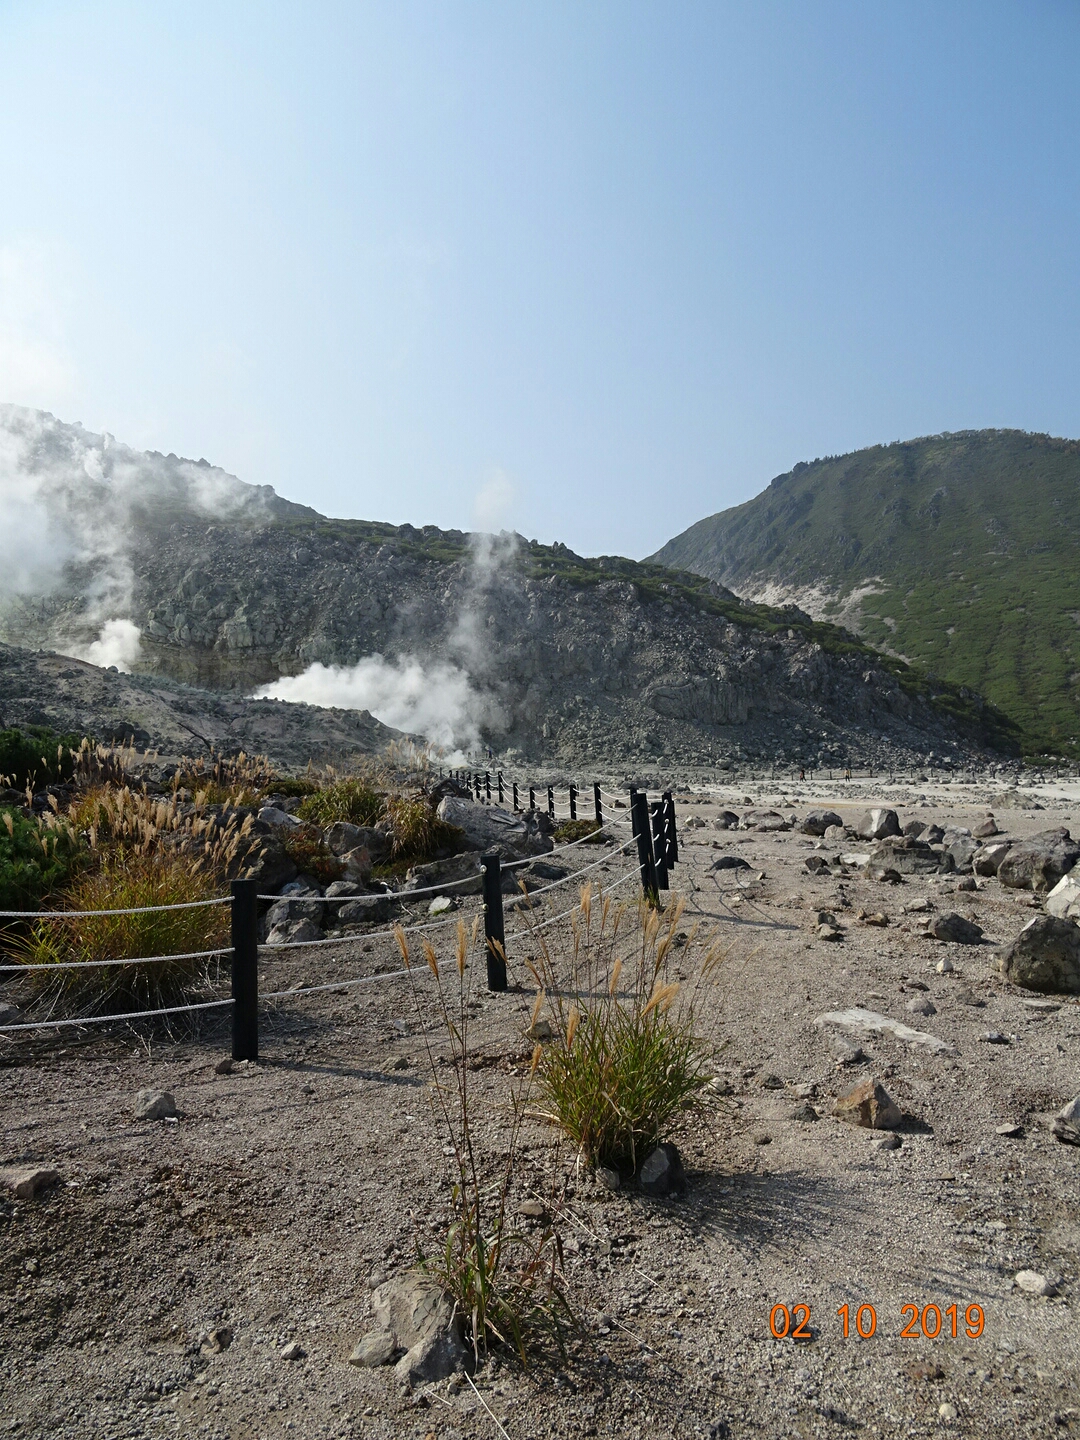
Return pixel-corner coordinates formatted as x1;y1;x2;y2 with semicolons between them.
528;888;720;1173
551;818;603;844
395;921;575;1366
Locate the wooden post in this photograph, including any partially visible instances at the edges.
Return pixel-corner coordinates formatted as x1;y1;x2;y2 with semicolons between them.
593;782;602;826
650;801;669;890
231;878;258;1061
631;792;659;905
481;852;507;991
569;784;577;821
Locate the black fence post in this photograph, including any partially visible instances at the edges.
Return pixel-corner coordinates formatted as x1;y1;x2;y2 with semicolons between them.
529;786;536;811
512;781;519;812
497;771;504;804
547;786;555;819
231;877;258;1062
474;773;481;802
631;792;659;906
569;784;577;821
480;851;507;991
662;790;678;867
650;801;670;890
485;771;492;803
593;782;602;826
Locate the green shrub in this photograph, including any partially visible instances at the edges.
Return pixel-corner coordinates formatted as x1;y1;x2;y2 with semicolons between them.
0;727;81;791
264;775;321;798
552;818;603;844
530;891;718;1173
11;850;230;1014
280;824;345;884
297;777;384;827
384;795;461;863
0;808;81;911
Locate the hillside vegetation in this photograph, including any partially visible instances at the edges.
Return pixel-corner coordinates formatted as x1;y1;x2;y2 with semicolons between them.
650;429;1080;757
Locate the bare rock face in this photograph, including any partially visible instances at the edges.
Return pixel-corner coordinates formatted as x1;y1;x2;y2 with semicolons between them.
995;915;1080;994
997;829;1080;892
435;797;552;859
833;1079;903;1130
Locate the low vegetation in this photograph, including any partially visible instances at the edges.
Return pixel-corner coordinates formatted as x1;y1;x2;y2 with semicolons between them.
0;807;81;911
0;725;81;791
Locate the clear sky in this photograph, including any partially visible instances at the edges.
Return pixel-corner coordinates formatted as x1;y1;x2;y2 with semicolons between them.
1;1;1078;558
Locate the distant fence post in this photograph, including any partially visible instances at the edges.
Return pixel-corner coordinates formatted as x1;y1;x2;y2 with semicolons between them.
593;782;602;826
497;771;504;804
474;773;481;802
512;781;519;812
485;771;492;802
480;851;507;991
631;792;659;906
662;789;678;867
529;786;536;811
650;801;670;890
569;784;577;820
231;877;258;1062
547;786;555;819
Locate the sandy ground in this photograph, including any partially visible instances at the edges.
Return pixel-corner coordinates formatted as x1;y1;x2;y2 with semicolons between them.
2;780;1079;1439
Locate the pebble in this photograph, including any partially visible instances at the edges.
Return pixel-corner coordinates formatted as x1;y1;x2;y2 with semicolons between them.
0;1166;59;1199
595;1166;621;1192
995;1123;1023;1138
1022;998;1060;1013
134;1089;177;1121
980;1032;1010;1045
938;1402;957;1422
795;1082;818;1099
214;1057;233;1075
280;1341;306;1361
517;1200;546;1218
906;996;937;1016
936;957;955;974
428;896;454;916
872;1133;901;1152
953;987;982;1006
1015;1270;1057;1297
790;1103;819;1122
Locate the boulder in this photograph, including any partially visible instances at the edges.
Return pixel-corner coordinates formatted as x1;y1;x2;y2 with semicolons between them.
867;836;950;876
435;797;553;858
972;815;1000;839
928;912;983;945
265;917;322;945
973;840;1012;876
995;915;1080;993
240;837;298;891
257;805;304;830
134;1089;177;1121
712;810;741;830
942;827;977;872
348;1331;396;1368
264;894;323;928
324;821;365;856
401;853;483;896
337;895;399;925
801;808;843;837
823;824;847;843
997;828;1080;892
341;846;373;882
833;1079;903;1130
0;1166;60;1198
356;1275;468;1385
902;820;926;838
1046;869;1080;920
741;809;788;832
1052;1097;1080;1146
856;808;901;842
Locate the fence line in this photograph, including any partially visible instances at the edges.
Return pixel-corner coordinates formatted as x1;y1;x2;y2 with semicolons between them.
0;895;233;921
0;945;231;975
0;996;235;1032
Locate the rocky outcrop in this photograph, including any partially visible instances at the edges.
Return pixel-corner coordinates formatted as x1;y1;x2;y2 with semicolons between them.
997;829;1080;892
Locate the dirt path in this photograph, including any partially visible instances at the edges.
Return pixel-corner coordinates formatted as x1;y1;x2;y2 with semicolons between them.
2;787;1078;1438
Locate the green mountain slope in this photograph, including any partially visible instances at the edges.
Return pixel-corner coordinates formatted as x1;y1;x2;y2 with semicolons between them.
650;429;1080;757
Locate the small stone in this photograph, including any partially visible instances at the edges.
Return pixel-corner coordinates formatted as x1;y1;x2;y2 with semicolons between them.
394;1330;467;1386
936;957;955;974
280;1341;306;1361
708;1076;735;1095
638;1142;686;1196
759;1074;784;1089
595;1165;621;1191
753;1133;772;1145
0;1166;59;1199
818;923;844;942
349;1331;396;1368
980;1031;1010;1045
930;913;982;945
904;898;932;913
390;1056;411;1071
527;1018;553;1042
1014;1270;1057;1297
833;1078;903;1130
790;1103;819;1122
427;896;454;916
938;1402;957;1422
517;1199;546;1218
995;1123;1023;1137
366;1270;387;1290
134;1089;177;1121
956;876;977;892
953;987;982;1006
861;912;889;927
905;1361;944;1381
907;979;930;990
1022;998;1060;1013
1051;1096;1080;1146
872;1133;901;1151
201;1326;232;1354
906;996;937;1017
214;1057;233;1075
795;1082;818;1099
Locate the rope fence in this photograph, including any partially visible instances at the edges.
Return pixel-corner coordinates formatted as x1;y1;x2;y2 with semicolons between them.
0;778;680;1054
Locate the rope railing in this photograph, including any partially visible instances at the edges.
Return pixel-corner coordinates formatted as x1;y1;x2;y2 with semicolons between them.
0;895;233;920
0;997;234;1032
257;906;486;953
0;945;231;974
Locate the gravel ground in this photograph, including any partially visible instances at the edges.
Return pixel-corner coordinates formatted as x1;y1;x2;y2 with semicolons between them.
2;782;1078;1439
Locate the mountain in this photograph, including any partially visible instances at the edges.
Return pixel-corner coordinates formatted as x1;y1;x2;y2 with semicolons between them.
650;429;1080;758
0;408;1017;770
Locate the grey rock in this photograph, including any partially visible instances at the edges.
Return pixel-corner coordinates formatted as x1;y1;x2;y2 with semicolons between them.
995;1123;1023;1138
371;1274;460;1352
995;914;1080;993
972;815;1000;839
265;895;323;928
790;1102;819;1122
856;807;901;841
974;840;1012;876
818;923;844;941
394;1329;468;1386
1051;1096;1080;1146
1045;869;1080;920
1014;1270;1057;1297
0;1165;60;1198
953;987;983;1007
815;1006;957;1056
956;876;977;892
134;1089;177;1121
280;1340;306;1361
402;853;483;895
801;808;843;837
241;837;298;890
325;820;365;856
741;809;788;831
348;1331;397;1368
929;912;983;945
595;1165;621;1191
712;810;740;830
265;917;322;945
324;879;364;900
711;854;751;872
823;824;847;843
337;895;398;925
906;996;937;1016
868;836;950;876
341;846;374;882
872;1132;901;1151
257;804;304;829
997;828;1080;892
805;854;830;874
435;797;552;858
943;826;977;872
980;1031;1010;1044
638;1142;686;1196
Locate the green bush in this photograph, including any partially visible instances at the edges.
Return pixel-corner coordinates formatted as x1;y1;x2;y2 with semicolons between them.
552;818;603;844
0;808;81;912
297;777;384;827
280;824;346;884
0;727;81;791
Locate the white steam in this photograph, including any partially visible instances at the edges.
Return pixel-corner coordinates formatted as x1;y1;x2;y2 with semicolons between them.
254;655;486;754
69;618;144;672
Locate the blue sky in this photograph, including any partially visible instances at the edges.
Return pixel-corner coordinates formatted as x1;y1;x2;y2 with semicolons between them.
0;1;1077;557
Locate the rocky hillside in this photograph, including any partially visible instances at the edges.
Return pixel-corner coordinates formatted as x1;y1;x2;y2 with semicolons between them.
0;409;1019;770
650;429;1080;758
0;643;402;770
